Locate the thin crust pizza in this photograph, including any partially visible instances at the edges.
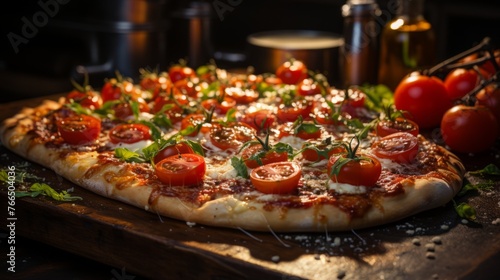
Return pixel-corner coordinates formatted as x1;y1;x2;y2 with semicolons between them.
0;63;465;232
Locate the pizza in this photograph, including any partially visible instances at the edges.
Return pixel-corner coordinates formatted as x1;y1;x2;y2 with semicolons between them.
0;61;465;232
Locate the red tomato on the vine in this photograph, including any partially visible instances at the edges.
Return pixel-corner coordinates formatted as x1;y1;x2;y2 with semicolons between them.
475;85;500;131
276;59;308;85
444;68;480;100
440;105;498;154
394;72;453;129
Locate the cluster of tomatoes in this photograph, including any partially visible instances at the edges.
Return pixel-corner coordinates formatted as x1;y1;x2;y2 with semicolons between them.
393;38;500;154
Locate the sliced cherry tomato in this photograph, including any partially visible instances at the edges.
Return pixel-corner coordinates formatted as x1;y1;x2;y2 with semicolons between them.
276;59;308;84
240;110;276;132
211;122;257;150
241;143;288;169
277;99;313;123
376;117;419;137
327;154;381;187
209;124;239;150
57;114;101;145
168;64;196;83
173;79;198;97
113;101;150;120
152;94;189;123
394;72;453;129
140;71;170;99
371;132;419;163
153;142;195;164
66;90;102;110
181;114;213;136
440;105;499;154
100;81;122;103
109;123;151;144
297;78;322;96
444;68;480;100
155;154;206;186
330;88;366;108
277;121;322;140
101;78;136;103
224;87;260;104
250;161;302;194
201;97;236;115
476;85;500;131
301;139;345;162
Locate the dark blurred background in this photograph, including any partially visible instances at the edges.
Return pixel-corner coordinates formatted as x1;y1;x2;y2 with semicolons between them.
1;0;499;102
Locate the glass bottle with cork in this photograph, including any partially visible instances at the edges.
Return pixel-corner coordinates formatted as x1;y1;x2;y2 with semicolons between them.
377;0;436;91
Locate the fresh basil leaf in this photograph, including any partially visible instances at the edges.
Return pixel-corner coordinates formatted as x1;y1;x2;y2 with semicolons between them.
231;157;249;179
115;148;146;163
185;140;205;157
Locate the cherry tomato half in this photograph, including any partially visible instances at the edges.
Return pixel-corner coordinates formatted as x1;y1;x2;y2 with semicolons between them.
440;105;499;154
296;78;322;96
277;99;313;123
57;114;101;145
241;144;288;169
371;132;419;163
394;72;452;129
250;161;302;194
155;154;206;186
376;117;419;137
168;65;196;83
66;90;102;110
276;59;308;85
153;142;195;164
239;110;276;132
109;123;151;144
327;154;381;187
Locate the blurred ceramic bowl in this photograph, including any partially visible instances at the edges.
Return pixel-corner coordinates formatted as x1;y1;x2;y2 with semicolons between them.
246;30;344;85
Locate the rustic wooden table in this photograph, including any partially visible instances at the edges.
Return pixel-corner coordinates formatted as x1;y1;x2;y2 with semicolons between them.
1;94;499;280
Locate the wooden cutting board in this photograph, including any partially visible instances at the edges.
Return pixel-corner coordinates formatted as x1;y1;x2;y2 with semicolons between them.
1;95;499;279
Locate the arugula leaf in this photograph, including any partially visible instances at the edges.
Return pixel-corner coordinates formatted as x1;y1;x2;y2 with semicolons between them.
457;180;495;196
469;164;500;176
453;201;477;220
0;169;43;184
231;156;249;179
16;183;82;201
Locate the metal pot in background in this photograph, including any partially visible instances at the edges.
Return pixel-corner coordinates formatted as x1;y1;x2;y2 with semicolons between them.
59;0;170;83
246;30;344;86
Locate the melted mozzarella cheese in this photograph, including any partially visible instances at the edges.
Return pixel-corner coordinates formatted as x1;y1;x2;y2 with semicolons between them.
205;158;238;180
279;135;305;150
327;181;367;194
108;140;154;151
